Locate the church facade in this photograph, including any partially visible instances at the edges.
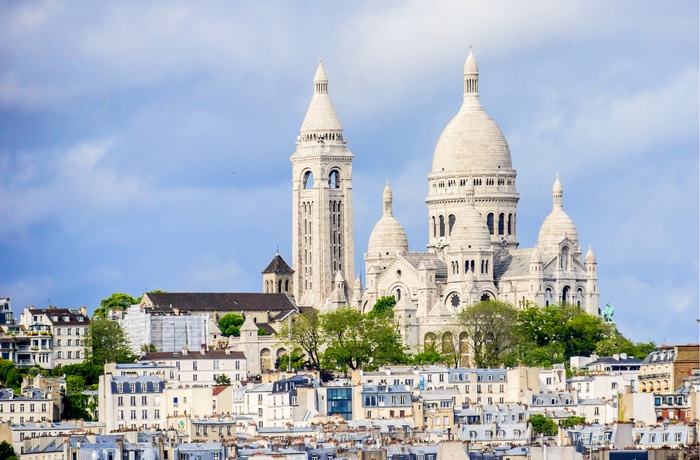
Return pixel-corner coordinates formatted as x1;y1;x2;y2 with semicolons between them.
284;51;599;351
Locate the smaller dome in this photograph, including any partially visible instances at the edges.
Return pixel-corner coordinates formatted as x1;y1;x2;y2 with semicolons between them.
538;175;579;250
585;246;596;264
530;247;541;264
448;185;491;252
367;180;409;257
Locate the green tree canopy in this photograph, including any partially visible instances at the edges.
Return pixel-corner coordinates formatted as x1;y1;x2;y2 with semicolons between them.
0;440;18;460
276;349;306;371
218;313;245;337
368;296;396;319
529;414;558;436
280;309;324;369
560;415;586;428
94;292;139;318
457;300;520;368
0;360;22;391
516;303;607;366
215;374;232;386
84;318;135;365
321;307;408;372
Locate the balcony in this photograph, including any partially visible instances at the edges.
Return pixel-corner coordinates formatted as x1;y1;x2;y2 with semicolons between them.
639;373;670;380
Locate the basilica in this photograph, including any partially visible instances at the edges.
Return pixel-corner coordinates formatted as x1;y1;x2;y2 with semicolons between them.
266;50;599;351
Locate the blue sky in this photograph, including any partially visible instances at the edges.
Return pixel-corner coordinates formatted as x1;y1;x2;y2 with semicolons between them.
1;1;697;346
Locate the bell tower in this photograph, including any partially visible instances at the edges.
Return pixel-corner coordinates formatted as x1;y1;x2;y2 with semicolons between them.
291;60;355;309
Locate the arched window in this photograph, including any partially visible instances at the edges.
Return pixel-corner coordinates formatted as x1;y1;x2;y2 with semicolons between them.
480;293;490;301
303;171;314;189
465;260;469;272
439;215;445;237
395;288;401;301
545;288;553;306
498;213;505;235
487;213;494;235
432;216;436;238
562;286;570;304
561;246;569;271
448;215;456;236
329;170;340;189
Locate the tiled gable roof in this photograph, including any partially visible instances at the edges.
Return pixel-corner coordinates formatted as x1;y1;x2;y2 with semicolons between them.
143;292;297;313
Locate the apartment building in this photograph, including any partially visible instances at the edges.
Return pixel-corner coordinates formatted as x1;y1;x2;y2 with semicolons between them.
140;349;246;386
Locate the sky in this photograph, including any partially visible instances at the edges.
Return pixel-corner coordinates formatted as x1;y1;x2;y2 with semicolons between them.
0;1;698;346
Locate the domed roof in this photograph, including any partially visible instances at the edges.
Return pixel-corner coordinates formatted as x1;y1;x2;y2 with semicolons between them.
432;50;512;174
537;175;579;250
367;180;409;257
300;59;343;134
448;185;491;252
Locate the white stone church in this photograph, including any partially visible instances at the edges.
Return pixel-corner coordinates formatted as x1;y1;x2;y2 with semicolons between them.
264;50;599;351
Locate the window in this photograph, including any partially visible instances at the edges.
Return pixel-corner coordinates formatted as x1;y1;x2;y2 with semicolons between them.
131;396;136;406
193;374;198;381
142;396;147;406
213;360;219;370
67;351;72;359
142;409;148;419
193;361;198;370
141;382;147;392
154;409;160;419
118;397;123;406
130;410;136;420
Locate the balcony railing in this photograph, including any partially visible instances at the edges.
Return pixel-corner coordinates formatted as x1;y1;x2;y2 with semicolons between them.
639;373;671;380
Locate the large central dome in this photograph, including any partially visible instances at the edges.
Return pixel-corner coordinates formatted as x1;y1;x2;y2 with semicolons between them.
431;51;512;174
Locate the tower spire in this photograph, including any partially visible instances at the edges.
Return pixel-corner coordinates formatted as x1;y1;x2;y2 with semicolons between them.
553;173;563;209
383;179;394;217
463;48;479;97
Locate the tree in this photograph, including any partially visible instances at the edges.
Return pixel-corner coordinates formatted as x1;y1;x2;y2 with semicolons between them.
529;414;558;436
279;309;324;369
93;292;139;318
276;349;306;371
215;374;232;386
141;343;157;354
0;360;22;391
321;307;408;372
66;375;85;393
517;303;606;365
84;318;135;365
0;440;18;460
560;415;586;428
457;300;519;368
411;342;444;366
368;296;396;319
218;313;245;337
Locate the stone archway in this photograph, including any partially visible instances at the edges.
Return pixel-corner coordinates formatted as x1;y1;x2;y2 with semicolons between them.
260;348;272;372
